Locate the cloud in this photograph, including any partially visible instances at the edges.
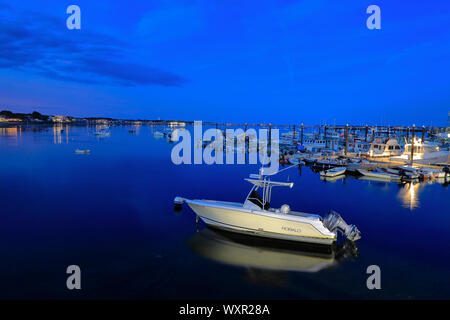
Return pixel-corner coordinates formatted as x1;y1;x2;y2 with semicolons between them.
0;3;187;87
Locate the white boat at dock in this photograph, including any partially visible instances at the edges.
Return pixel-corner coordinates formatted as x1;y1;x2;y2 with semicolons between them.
383;167;420;180
320;167;346;177
315;157;348;167
357;168;401;181
415;167;448;180
391;138;449;164
153;131;165;138
302;138;327;152
175;168;361;245
366;138;402;158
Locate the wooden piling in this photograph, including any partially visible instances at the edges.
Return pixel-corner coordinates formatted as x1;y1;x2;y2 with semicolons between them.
411;125;415;165
345;124;348;156
300;123;304;146
293;125;296;143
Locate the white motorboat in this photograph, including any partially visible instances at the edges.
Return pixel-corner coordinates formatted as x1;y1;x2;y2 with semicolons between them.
357;168;401;181
74;149;91;154
366;138;403;158
384;167;419;180
175;168;361;245
303;138;327;152
315;158;348;167
153;131;165;138
320;167;346;177
417;167;447;179
391;138;449;164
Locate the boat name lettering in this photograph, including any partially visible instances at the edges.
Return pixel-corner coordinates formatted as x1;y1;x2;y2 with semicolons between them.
281;226;301;233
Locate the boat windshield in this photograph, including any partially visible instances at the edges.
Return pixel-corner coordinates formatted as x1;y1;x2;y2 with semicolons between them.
247;189;270;210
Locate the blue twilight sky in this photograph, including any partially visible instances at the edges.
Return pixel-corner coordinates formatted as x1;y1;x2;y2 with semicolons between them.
0;0;449;126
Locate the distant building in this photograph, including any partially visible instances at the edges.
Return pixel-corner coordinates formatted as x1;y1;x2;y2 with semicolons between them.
95;119;110;124
51;115;71;123
0;115;22;122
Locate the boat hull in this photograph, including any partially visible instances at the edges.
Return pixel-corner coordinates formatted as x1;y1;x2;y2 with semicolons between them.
320;167;346;177
186;200;336;245
357;169;401;181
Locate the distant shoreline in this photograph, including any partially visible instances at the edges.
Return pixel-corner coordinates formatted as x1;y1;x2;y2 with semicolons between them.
1;110;449;130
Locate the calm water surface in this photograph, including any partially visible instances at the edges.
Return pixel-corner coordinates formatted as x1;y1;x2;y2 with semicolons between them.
1;125;449;299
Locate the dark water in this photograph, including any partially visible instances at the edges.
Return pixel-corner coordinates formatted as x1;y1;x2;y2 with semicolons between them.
1;125;449;299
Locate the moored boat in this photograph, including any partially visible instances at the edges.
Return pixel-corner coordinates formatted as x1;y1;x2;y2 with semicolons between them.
74;149;91;154
320;167;346;177
175;168;361;245
357;168;401;181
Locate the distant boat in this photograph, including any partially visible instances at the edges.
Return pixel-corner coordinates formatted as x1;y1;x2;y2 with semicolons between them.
74;149;90;154
153;131;164;138
320;167;346;177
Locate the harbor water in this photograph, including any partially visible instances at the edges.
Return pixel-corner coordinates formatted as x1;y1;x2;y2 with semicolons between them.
0;125;449;299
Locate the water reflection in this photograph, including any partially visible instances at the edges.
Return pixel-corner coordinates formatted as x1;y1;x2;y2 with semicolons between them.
0;126;22;146
397;182;422;210
0;127;21;137
52;124;69;144
188;228;358;274
320;175;346;183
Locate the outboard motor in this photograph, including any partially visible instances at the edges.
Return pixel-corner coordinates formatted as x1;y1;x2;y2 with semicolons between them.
323;210;361;241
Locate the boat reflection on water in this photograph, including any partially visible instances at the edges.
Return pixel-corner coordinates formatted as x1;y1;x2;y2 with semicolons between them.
320;175;346;183
188;227;358;274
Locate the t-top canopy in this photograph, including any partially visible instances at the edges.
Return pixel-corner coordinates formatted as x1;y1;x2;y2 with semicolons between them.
244;178;293;188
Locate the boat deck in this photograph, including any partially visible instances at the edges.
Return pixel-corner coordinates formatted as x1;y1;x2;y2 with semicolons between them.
198;200;321;220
